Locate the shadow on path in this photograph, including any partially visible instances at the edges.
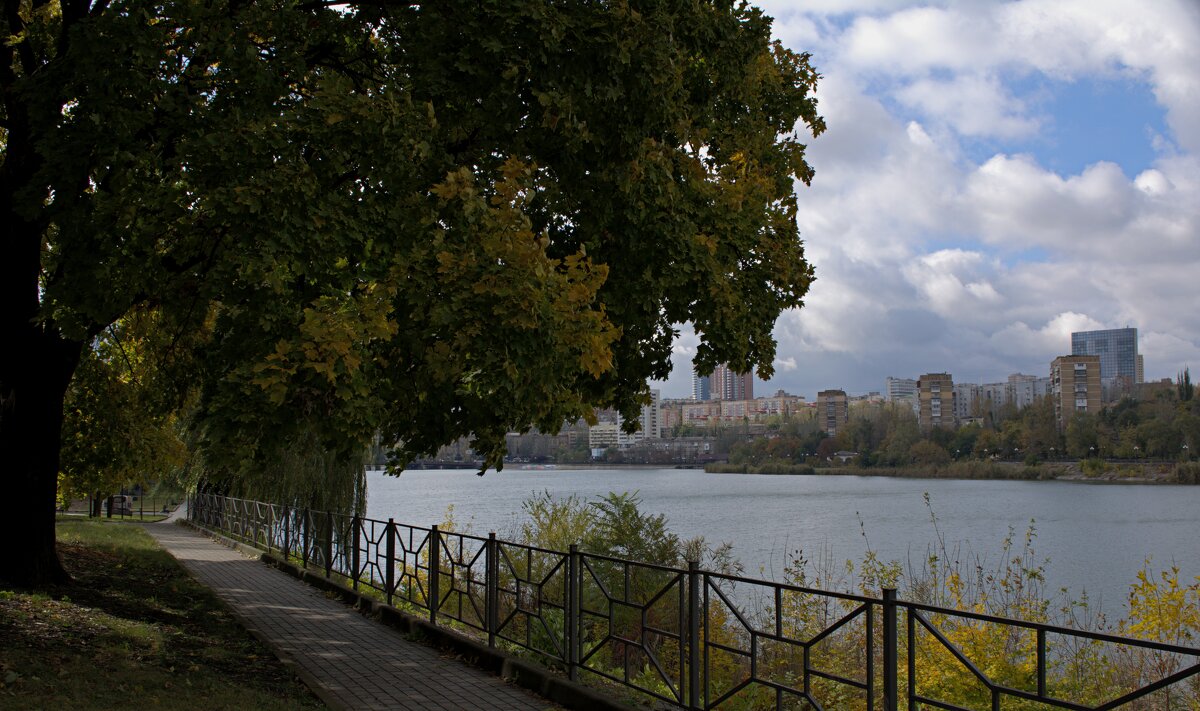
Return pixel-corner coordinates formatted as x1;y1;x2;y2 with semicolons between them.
145;516;560;711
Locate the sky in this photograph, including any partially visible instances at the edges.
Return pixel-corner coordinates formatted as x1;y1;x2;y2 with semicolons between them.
653;0;1200;400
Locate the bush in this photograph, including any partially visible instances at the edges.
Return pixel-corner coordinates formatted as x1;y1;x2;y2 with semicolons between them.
1173;462;1200;484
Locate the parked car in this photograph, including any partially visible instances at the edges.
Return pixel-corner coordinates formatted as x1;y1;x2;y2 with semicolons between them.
109;495;134;516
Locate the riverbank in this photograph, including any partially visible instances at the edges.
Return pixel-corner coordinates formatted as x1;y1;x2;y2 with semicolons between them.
706;459;1200;484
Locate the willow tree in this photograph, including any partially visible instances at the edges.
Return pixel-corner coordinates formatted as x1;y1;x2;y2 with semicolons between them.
1;0;823;586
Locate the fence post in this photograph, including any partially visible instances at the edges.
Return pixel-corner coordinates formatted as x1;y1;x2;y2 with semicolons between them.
567;544;579;681
429;524;440;625
262;504;270;554
487;533;499;648
301;509;310;569
251;501;260;547
386;518;396;607
323;510;334;578
688;560;701;710
282;506;291;560
883;587;899;711
351;516;361;591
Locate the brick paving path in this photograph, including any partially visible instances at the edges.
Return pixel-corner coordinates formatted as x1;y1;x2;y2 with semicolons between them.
144;517;560;711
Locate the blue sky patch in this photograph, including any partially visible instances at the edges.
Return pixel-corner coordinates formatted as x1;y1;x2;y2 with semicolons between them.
972;74;1169;177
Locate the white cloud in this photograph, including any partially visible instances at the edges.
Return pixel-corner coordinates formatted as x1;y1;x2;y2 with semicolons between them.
902;249;1004;320
895;73;1040;139
963;154;1200;262
966;156;1132;249
774;356;798;372
987;312;1107;360
761;0;929;16
1134;169;1171;196
841;6;999;74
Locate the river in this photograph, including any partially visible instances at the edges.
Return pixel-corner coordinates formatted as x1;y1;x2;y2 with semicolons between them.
366;467;1200;616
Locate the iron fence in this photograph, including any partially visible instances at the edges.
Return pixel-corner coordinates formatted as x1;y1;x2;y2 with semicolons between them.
189;493;1200;710
62;495;182;519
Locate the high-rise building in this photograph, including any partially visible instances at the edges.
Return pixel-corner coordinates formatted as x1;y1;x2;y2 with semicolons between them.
885;377;917;402
953;383;980;421
692;372;711;401
980;382;1008;418
1071;328;1139;384
918;373;955;431
1051;355;1102;430
711;363;753;401
816;390;849;436
640;389;662;440
1008;373;1051;410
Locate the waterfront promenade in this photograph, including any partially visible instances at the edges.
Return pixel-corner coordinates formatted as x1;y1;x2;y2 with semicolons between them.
145;513;568;711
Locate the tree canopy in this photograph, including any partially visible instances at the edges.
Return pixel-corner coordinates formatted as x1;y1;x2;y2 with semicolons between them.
1;0;823;585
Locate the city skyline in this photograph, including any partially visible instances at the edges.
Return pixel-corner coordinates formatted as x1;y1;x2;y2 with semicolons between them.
675;327;1154;403
653;0;1200;400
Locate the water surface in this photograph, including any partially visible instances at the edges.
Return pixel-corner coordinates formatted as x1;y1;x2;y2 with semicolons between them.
367;467;1200;614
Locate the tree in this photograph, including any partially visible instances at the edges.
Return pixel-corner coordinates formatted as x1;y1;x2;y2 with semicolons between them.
1179;368;1194;403
1064;413;1100;458
1018;396;1061;459
909;440;951;467
58;314;188;507
1;1;823;585
950;423;982;460
880;411;921;466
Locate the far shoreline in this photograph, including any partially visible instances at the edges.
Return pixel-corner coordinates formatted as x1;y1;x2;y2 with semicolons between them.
381;460;1199;485
703;459;1200;485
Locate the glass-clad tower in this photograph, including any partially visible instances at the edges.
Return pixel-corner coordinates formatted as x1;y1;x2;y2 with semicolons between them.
1070;328;1139;384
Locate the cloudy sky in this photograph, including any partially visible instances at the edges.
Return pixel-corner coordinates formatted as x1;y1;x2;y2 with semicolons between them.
655;0;1200;400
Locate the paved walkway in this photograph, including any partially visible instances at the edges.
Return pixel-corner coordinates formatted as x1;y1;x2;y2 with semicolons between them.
144;515;560;711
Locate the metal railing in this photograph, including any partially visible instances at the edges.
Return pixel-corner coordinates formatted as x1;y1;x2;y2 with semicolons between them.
190;493;1200;710
62;495;182;519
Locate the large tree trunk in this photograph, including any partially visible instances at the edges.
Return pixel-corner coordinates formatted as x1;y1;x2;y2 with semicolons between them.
0;321;82;588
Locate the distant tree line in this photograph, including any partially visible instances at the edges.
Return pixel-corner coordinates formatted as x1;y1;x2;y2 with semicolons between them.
729;370;1200;469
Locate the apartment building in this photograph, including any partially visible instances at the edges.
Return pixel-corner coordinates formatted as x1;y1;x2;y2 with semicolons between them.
918;373;955;431
953;382;979;422
885;377;917;402
588;422;620;450
755;392;806;417
1008;373;1051;410
711;363;754;401
1051;355;1102;431
816;389;849;436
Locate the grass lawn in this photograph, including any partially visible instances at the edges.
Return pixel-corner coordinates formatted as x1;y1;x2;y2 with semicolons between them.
0;519;326;710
